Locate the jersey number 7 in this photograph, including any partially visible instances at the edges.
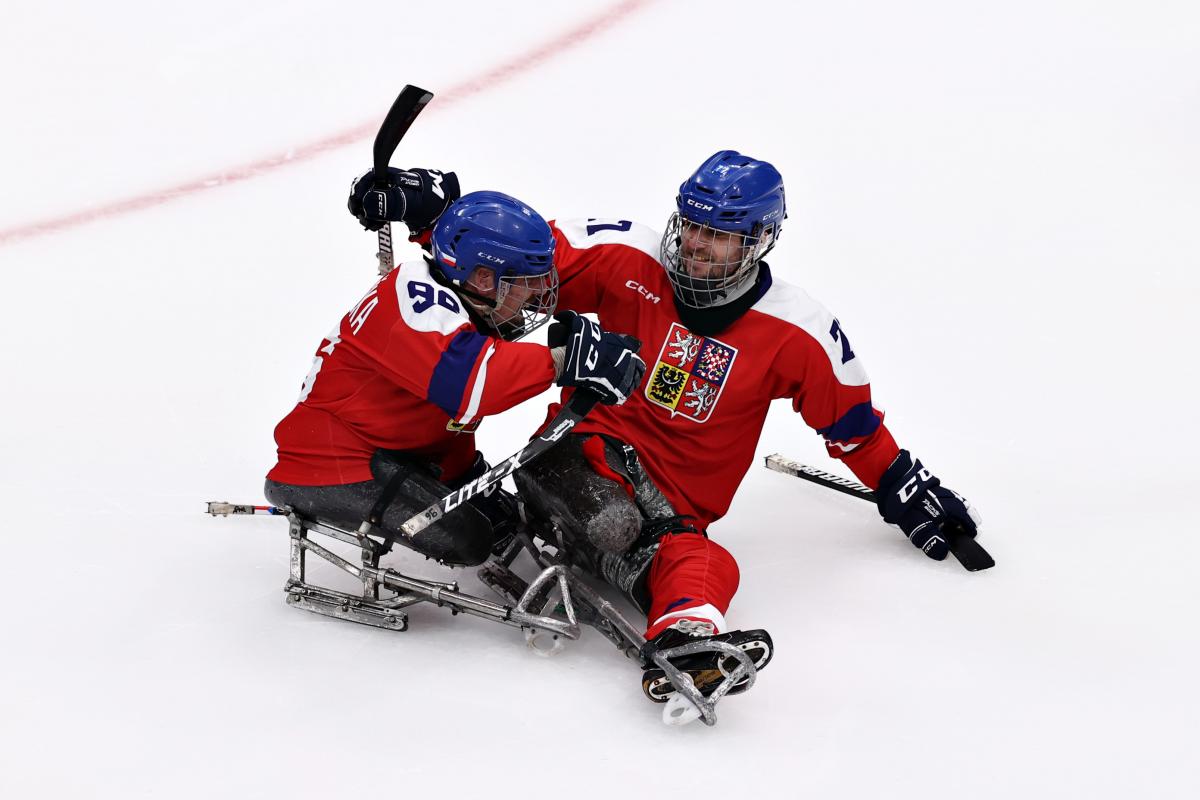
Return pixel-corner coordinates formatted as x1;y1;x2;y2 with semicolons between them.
829;319;856;364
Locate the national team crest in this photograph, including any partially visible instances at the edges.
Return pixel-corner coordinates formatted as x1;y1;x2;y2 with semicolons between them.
645;322;738;423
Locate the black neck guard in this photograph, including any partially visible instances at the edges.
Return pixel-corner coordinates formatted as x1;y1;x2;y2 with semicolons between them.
672;262;774;336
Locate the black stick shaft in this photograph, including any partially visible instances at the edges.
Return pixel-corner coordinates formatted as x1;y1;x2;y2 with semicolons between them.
371;85;434;275
763;454;994;572
394;390;602;541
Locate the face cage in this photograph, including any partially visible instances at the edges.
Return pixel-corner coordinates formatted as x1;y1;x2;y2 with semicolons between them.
660;213;774;308
485;269;560;341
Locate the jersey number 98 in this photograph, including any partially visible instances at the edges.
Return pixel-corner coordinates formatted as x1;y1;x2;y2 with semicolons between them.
408;281;461;314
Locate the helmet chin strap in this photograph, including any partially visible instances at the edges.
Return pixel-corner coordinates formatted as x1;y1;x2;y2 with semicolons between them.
460;290;497;314
457;286;512;338
442;271;526;340
456;288;513;339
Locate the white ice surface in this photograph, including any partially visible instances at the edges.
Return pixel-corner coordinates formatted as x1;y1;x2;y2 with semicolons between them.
2;1;1199;797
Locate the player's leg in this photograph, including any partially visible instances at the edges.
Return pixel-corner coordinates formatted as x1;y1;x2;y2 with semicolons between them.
514;433;772;699
637;533;773;701
264;450;499;566
515;434;731;627
513;433;643;556
643;532;740;639
369;450;506;565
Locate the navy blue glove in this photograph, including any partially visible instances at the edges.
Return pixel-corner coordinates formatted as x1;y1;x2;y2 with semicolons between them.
347;167;460;233
548;312;646;406
876;450;982;560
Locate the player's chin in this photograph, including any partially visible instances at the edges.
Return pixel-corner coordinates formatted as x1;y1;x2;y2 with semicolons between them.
682;264;722;283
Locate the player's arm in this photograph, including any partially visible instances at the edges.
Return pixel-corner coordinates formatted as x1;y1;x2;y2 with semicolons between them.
384;315;644;422
368;276;643;423
399;326;555;426
779;324;898;490
778;312;982;562
370;280;554;425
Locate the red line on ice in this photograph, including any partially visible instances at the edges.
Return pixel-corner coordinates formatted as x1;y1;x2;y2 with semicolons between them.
0;0;656;247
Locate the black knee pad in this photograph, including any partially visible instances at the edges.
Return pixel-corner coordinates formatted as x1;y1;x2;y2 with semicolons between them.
514;436;641;554
408;506;494;566
371;452;497;566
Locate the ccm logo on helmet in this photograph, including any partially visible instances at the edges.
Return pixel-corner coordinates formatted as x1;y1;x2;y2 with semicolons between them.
477;252;506;264
625;280;661;304
685;198;714;211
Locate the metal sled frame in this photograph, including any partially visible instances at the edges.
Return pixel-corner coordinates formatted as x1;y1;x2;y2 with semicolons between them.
207;503;757;726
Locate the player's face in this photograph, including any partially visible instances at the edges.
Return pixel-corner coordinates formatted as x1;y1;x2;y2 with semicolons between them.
465;268;549;313
495;273;553;318
678;224;744;279
464;266;559;339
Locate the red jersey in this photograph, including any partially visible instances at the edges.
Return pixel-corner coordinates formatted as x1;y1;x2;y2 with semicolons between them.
546;218;901;530
268;258;556;486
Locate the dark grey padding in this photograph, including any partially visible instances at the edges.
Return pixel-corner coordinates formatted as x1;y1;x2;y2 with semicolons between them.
264;450;495;566
514;433;683;614
514;434;643;554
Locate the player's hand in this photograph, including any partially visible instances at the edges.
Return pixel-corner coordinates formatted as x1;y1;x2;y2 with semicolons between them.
347;167;461;233
875;450;982;560
548;311;646;406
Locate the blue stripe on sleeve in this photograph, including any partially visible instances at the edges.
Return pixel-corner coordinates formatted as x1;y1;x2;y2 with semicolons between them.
816;402;881;444
427;330;489;418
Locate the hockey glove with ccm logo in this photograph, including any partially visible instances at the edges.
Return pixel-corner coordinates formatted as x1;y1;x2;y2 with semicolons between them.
348;167;461;233
548;311;646;406
876;450;982;560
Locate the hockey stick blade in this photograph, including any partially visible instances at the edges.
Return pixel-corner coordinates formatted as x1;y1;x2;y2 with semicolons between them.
941;521;994;571
373;85;433;180
763;454;994;572
371;85;434;275
394;390;603;541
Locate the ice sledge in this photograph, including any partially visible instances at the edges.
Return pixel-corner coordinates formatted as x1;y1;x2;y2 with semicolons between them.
207;498;757;727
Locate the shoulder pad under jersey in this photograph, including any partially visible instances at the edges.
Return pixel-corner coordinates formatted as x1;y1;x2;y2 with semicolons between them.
754;276;871;387
393;259;471;335
552;218;662;262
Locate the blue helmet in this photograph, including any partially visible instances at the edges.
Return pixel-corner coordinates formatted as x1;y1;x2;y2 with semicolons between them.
661;150;787;308
431;190;559;339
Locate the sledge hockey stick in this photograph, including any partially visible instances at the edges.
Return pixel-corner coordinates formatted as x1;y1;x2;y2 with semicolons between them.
371;85;434;276
383;389;604;543
763;454;995;572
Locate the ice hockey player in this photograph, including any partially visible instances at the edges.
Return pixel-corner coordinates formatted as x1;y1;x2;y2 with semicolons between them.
348;154;983;707
266;172;645;566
